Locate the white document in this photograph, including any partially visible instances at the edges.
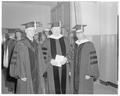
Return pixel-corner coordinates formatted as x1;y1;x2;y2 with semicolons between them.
54;55;65;67
3;47;9;68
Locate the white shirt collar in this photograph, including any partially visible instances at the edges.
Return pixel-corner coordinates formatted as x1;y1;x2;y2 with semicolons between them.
49;34;63;39
75;39;90;46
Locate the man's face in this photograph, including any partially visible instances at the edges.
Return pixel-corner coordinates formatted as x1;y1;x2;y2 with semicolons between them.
16;32;22;39
51;27;61;35
25;27;35;38
76;32;83;40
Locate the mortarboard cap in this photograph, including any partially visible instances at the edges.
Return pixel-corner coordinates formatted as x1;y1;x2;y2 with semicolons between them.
72;24;87;33
7;28;19;33
22;21;42;29
51;21;64;28
15;29;23;33
72;24;87;30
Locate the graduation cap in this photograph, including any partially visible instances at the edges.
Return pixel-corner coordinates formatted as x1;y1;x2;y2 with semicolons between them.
22;21;42;29
7;28;19;33
72;24;87;32
15;29;23;33
51;21;64;28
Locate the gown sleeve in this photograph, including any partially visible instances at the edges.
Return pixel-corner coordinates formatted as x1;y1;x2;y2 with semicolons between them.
9;43;19;78
42;41;48;63
89;43;99;81
41;39;51;78
38;44;47;77
10;42;27;79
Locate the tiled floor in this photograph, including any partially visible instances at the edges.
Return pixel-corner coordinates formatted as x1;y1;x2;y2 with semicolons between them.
94;81;118;94
2;80;118;94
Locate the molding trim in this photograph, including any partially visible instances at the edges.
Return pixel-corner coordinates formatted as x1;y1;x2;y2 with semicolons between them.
99;79;118;88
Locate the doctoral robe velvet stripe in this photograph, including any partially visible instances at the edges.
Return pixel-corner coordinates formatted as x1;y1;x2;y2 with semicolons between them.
59;38;67;94
50;37;67;94
42;47;47;60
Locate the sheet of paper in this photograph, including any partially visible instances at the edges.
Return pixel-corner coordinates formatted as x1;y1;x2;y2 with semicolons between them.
55;55;65;67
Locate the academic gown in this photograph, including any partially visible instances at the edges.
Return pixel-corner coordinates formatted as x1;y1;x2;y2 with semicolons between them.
9;38;46;94
3;38;17;93
43;35;71;94
41;40;49;93
66;43;75;94
73;40;99;94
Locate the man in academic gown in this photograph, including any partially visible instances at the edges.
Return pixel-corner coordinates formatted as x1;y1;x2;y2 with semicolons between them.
9;21;46;94
3;31;17;93
15;29;24;41
72;25;99;94
42;22;71;94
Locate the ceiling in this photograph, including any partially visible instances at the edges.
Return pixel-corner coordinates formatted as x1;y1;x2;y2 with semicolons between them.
2;1;58;8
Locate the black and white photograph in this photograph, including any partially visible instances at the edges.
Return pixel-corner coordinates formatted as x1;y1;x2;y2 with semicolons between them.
1;0;119;94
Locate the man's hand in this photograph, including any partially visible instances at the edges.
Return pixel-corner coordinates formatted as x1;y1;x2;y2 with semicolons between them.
21;77;27;82
85;75;91;80
69;72;71;76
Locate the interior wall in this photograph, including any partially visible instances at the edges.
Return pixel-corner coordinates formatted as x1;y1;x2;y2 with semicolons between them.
70;2;118;84
70;2;100;35
51;2;70;37
2;2;51;30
